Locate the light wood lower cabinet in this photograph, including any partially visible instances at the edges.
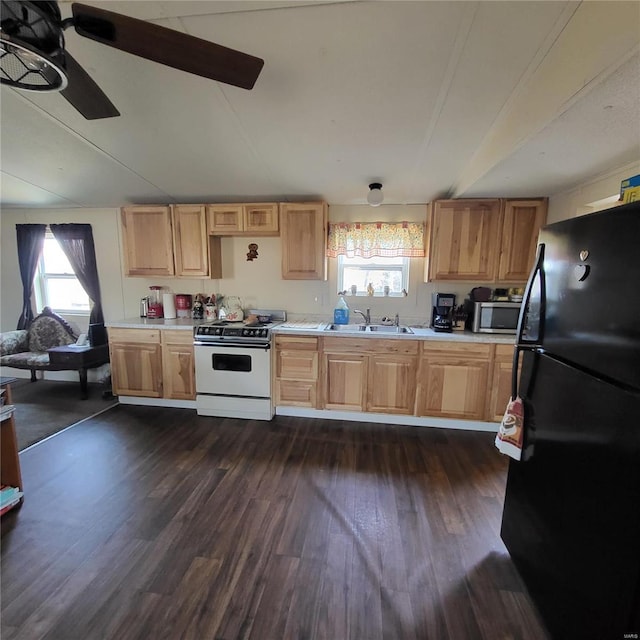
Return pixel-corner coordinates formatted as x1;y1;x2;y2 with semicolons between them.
368;354;418;414
324;353;368;411
161;330;196;400
416;342;492;420
109;328;163;397
488;344;519;422
322;337;419;414
274;336;319;408
109;328;195;400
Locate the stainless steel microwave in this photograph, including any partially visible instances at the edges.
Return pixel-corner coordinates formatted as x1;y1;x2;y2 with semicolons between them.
471;301;521;334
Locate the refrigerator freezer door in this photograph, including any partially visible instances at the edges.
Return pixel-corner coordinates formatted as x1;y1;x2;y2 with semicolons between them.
502;351;640;640
537;201;640;390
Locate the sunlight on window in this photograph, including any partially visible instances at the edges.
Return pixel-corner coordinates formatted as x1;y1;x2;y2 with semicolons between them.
338;255;409;295
36;236;90;313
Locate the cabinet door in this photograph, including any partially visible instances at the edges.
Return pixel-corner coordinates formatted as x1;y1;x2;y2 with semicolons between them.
161;330;195;400
121;206;174;276
367;355;417;415
426;199;501;282
488;344;519;422
280;202;327;280
172;205;209;277
498;199;547;282
207;205;243;234
324;353;367;411
244;204;279;234
109;333;163;398
416;342;491;419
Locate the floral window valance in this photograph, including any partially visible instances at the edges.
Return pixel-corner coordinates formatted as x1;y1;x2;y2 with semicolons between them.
326;221;425;258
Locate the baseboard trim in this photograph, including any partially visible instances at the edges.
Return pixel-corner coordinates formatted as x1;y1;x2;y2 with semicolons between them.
118;396;197;409
275;406;498;432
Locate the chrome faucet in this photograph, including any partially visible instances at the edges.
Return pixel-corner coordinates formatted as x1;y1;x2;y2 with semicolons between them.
354;308;371;325
394;313;400;327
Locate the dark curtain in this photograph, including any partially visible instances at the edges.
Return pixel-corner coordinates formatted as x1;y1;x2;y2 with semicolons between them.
50;224;104;325
16;224;46;329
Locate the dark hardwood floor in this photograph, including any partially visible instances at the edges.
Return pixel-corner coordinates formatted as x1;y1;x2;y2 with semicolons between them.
1;406;549;640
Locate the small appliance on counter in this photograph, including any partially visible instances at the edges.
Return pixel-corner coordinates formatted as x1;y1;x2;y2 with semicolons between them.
175;294;192;318
431;292;456;332
147;286;164;318
140;296;148;318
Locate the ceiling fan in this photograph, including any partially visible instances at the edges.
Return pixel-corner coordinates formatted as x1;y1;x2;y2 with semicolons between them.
0;1;264;119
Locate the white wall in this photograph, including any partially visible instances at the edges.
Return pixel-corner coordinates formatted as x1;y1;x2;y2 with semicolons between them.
548;160;640;223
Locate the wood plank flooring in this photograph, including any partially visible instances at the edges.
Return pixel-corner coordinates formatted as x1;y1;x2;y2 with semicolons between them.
1;406;549;640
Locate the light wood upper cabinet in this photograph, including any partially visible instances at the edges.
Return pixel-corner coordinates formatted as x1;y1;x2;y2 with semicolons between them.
280;202;327;280
416;342;492;420
424;197;547;283
498;198;548;282
161;330;195;400
207;203;279;235
172;205;209;278
121;206;175;277
425;199;502;282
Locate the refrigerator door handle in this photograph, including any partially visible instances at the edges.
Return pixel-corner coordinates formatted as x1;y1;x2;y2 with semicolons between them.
516;242;546;345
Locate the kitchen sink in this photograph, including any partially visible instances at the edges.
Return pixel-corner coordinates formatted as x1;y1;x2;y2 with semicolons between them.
325;324;368;331
367;325;413;333
325;324;413;334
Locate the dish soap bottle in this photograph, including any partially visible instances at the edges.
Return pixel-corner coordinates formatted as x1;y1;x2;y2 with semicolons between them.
333;295;350;325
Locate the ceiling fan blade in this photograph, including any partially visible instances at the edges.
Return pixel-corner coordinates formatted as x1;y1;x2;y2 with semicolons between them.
70;3;264;90
59;52;120;119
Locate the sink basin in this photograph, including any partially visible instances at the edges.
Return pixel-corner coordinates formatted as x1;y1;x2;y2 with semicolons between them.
324;324;413;334
325;324;367;332
367;325;414;334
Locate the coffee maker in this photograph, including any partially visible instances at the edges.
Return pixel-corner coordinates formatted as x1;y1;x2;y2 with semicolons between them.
432;292;456;332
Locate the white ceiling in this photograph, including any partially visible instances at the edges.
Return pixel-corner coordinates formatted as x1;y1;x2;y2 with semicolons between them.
1;0;639;209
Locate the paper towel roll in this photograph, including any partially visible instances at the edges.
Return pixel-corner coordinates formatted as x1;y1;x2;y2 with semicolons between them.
163;293;177;319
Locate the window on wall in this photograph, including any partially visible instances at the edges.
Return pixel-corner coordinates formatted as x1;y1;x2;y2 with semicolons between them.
338;255;409;296
35;233;90;314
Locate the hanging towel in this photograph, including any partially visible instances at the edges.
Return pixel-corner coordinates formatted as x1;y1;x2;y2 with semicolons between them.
495;396;525;460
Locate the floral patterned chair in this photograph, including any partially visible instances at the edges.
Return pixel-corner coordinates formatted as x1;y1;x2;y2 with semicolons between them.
0;307;78;381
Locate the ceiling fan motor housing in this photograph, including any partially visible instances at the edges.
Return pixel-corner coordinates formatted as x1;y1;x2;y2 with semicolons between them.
0;0;68;91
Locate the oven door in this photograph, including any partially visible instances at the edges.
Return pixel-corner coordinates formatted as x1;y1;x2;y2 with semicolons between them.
194;342;271;398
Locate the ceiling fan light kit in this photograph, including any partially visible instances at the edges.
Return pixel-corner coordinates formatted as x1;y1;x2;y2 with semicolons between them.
367;182;384;207
0;0;264;120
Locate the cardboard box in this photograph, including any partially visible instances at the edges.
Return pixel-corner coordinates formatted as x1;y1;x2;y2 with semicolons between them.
620;174;640;200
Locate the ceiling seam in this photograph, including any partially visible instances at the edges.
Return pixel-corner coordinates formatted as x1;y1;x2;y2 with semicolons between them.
167;15;282;197
405;2;478;201
451;1;582;197
5;90;176;203
0;169;80;207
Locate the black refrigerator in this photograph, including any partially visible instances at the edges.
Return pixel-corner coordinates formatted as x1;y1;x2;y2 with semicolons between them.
500;200;640;640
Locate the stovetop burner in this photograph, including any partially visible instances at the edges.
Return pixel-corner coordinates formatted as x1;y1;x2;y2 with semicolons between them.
194;309;286;343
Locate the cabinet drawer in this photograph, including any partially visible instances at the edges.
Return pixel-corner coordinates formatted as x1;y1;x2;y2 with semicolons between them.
495;344;515;361
421;341;492;359
108;328;160;344
276;380;317;407
161;329;195;345
276;349;318;380
275;336;318;351
323;337;419;355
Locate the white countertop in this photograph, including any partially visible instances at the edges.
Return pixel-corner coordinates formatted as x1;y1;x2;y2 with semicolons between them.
106;318;515;344
106;317;201;330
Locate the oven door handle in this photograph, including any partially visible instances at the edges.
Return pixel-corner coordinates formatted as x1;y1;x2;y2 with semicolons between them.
194;340;271;349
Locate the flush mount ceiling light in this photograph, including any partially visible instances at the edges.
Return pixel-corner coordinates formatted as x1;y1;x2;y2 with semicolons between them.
367;182;383;207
